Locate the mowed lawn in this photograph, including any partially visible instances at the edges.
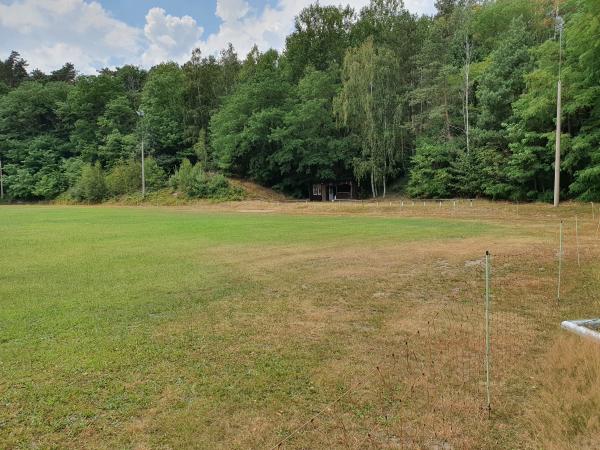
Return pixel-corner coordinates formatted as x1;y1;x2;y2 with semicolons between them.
12;204;600;449
0;206;501;448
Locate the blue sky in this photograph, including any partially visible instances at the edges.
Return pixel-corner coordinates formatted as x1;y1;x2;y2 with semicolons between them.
0;0;436;73
100;0;278;33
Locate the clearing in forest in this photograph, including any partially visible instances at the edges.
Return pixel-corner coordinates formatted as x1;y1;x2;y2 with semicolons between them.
1;202;598;448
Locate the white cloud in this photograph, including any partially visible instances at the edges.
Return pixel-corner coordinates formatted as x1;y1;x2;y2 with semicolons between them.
199;0;437;60
200;0;362;58
0;0;437;74
141;7;204;66
216;0;250;22
0;0;141;73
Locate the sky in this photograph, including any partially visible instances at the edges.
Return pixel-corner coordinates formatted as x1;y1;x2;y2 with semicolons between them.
0;0;437;74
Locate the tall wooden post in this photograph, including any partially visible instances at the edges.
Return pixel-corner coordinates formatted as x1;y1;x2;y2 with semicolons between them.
553;79;562;207
553;13;564;208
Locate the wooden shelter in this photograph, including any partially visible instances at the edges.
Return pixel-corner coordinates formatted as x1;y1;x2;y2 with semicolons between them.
310;181;356;201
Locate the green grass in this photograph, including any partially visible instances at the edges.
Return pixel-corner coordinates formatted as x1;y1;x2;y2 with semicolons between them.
0;206;495;448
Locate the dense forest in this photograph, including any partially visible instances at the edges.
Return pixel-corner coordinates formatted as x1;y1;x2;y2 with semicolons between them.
0;0;598;202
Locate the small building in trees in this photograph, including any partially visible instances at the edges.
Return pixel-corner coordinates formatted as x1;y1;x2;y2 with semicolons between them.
310;181;356;201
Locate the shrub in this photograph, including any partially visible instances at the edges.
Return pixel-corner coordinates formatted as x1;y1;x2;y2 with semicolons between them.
5;167;36;200
170;159;245;200
169;158;196;194
144;158;167;192
106;161;139;196
407;141;454;198
106;158;166;197
71;162;107;203
61;158;85;189
32;171;65;200
6;164;70;201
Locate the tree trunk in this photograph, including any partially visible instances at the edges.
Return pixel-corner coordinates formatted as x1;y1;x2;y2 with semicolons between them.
371;170;376;199
444;88;451;140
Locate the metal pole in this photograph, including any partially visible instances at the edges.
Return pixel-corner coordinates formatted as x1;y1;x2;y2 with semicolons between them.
558;220;563;302
576;215;580;267
485;250;491;417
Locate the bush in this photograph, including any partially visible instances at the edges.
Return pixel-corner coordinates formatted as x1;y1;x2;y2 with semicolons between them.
31;171;65;200
5;167;36;200
106;161;139;196
106;158;166;197
570;165;600;202
169;158;196;194
6;161;74;201
144;158;167;192
62;158;85;189
407;141;455;198
71;162;107;203
170;159;245;200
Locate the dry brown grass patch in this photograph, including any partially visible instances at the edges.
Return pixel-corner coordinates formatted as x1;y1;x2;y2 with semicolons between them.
523;335;600;449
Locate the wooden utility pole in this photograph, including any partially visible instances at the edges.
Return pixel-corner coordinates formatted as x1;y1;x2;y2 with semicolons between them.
553;13;564;207
553;79;562;207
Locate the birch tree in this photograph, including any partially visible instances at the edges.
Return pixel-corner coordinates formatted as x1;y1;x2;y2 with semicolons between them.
334;37;400;198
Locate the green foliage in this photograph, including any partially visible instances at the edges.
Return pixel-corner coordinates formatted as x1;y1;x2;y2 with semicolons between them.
71;162;107;203
2;134;70;200
140;63;186;171
61;157;85;188
170;158;244;200
183;46;240;152
407;140;455;198
476;17;533;144
470;0;552;56
106;158;166;196
49;63;76;83
335;37;403;197
284;4;354;81
61;74;128;164
5;168;36;200
169;158;195;194
211;49;289;184
144;158;168;192
0;51;28;88
564;0;600;200
0;81;71;138
193;128;209;167
270;67;355;195
189;173;244;200
106;160;140;196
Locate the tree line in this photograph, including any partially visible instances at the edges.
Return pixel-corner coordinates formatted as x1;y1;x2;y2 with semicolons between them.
0;0;598;202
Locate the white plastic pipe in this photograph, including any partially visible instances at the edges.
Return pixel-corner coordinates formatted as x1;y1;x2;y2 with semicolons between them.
561;319;600;343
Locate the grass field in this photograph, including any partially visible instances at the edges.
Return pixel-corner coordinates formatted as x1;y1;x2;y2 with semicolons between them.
1;202;599;449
